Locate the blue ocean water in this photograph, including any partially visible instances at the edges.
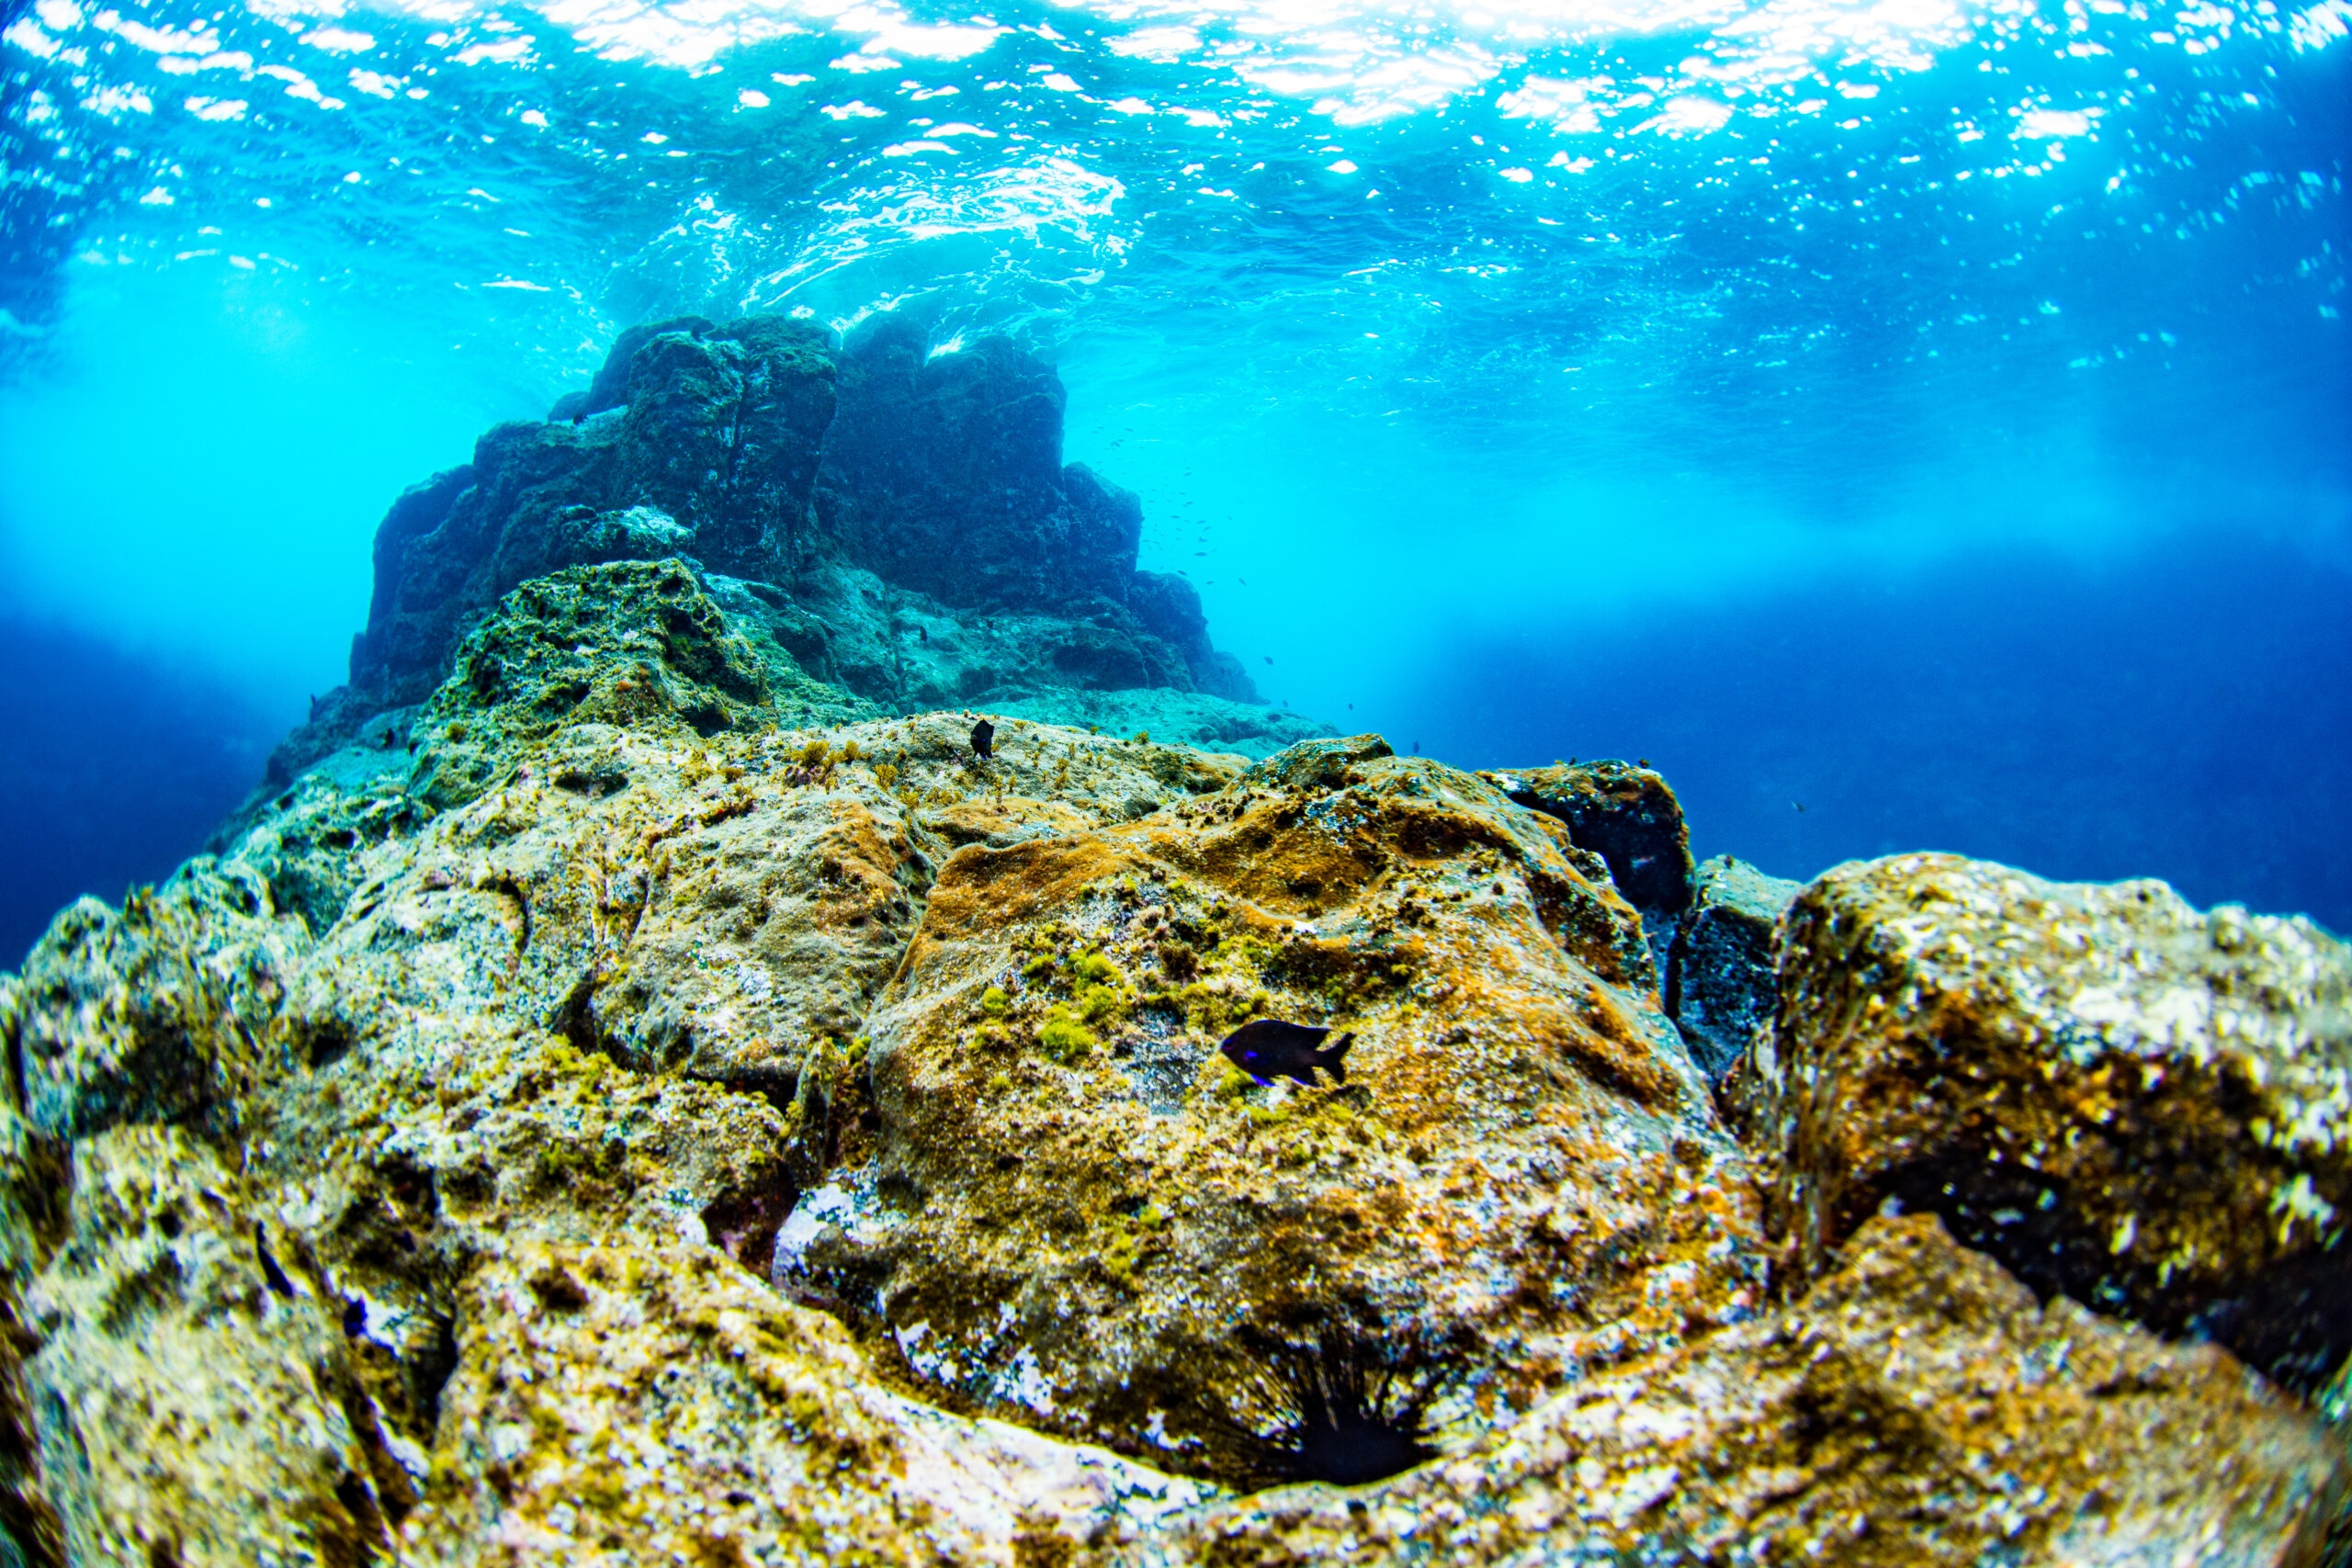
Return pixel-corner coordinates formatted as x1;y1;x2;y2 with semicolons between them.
0;0;2346;961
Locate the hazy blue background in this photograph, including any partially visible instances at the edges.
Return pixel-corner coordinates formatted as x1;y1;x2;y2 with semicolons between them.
2;0;2346;963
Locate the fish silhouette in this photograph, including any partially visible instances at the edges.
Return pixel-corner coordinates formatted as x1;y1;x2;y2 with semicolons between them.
970;718;995;759
1219;1019;1352;1087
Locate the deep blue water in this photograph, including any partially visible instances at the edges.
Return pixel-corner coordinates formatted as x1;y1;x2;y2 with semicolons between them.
0;0;2346;956
0;615;275;964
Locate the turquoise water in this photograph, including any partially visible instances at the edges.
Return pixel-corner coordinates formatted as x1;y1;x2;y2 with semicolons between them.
0;0;2346;953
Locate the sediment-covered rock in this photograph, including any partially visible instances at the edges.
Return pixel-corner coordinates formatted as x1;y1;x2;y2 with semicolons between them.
22;1127;406;1565
403;557;780;808
1667;854;1800;1080
1727;852;2352;1397
6;859;309;1140
5;626;2346;1562
400;1235;1212;1564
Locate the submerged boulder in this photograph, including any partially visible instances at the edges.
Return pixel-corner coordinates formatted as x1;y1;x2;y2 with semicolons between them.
1146;1213;2347;1562
797;735;1760;1486
406;558;773;808
1486;760;1695;975
1727;852;2352;1396
6;859;308;1140
1666;854;1800;1080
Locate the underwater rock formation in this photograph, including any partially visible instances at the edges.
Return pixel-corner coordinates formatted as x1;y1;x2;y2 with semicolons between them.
1727;852;2352;1400
8;859;309;1140
797;732;1758;1486
1486;761;1694;976
2;332;2348;1562
1665;854;1800;1080
1139;1213;2344;1563
280;313;1280;788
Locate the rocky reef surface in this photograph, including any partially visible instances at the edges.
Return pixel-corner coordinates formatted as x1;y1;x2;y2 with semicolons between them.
2;321;2349;1565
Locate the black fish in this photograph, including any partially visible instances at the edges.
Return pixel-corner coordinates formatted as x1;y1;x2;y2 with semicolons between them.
1220;1019;1351;1087
970;718;995;759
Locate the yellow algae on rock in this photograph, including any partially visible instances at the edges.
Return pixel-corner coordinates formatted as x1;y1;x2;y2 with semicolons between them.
9;860;311;1140
797;734;1765;1487
1727;852;2352;1396
409;558;780;811
403;1237;1209;1566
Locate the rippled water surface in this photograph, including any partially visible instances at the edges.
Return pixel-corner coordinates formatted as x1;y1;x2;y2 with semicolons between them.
1;0;2346;951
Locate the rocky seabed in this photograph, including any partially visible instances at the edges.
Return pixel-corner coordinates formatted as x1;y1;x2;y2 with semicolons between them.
1;317;2347;1566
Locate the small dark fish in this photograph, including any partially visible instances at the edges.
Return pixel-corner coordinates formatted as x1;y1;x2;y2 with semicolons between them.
970;718;995;759
920;626;930;643
1262;655;1273;665
1220;1019;1352;1088
1792;799;1807;813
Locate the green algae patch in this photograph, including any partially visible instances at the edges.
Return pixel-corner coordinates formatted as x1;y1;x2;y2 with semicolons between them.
1035;1005;1098;1063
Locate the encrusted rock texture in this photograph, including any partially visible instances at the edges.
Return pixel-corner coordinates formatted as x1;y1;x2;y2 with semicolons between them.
1726;853;2352;1399
2;321;2348;1563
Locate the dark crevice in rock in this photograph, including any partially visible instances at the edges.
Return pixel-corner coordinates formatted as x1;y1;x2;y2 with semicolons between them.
302;1017;356;1072
548;973;603;1059
1488;760;1694;974
1884;1151;2352;1399
415;1311;461;1434
254;1224;297;1300
701;1173;800;1285
330;1369;419;1527
2192;1249;2352;1396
